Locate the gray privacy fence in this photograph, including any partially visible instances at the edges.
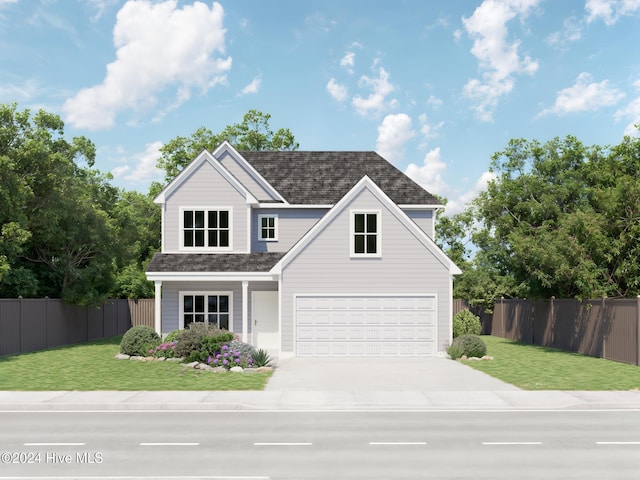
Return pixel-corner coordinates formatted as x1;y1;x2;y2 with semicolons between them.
0;298;156;356
452;299;493;334
489;297;640;366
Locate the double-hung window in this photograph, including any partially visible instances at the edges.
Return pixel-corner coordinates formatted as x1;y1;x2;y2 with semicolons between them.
351;210;381;257
182;208;231;250
181;292;231;330
258;214;278;241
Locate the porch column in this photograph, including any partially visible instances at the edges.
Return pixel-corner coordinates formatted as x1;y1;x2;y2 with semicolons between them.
154;281;162;336
242;280;249;343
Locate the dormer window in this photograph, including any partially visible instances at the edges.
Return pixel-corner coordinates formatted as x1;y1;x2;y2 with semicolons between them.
258;214;278;241
181;207;232;250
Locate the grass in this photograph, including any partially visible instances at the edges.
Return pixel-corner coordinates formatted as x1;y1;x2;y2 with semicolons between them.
462;336;640;390
0;337;272;391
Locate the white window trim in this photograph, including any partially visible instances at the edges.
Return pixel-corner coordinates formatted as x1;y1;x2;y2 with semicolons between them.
350;209;382;258
179;291;234;331
179;206;233;252
257;214;278;242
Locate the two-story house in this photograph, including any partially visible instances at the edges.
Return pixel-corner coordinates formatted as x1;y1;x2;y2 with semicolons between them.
146;141;461;357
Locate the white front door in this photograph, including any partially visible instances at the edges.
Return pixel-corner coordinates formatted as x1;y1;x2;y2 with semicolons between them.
252;291;279;352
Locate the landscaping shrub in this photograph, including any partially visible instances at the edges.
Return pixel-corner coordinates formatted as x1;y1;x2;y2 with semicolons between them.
207;344;254;369
453;309;481;338
447;342;465;360
120;325;161;356
174;323;224;360
148;341;178;359
164;329;184;343
251;348;272;367
450;334;487;359
228;340;257;357
194;331;236;363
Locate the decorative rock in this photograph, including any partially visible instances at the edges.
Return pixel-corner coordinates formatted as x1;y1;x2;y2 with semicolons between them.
460;355;468;361
115;353;130;360
468;357;481;361
185;361;199;369
481;355;494;361
212;366;227;373
243;368;258;373
130;356;146;361
155;357;165;361
166;357;184;362
145;356;155;361
198;364;215;372
255;366;274;373
230;366;243;373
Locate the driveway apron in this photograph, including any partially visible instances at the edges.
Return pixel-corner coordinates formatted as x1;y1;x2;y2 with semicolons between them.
265;357;519;392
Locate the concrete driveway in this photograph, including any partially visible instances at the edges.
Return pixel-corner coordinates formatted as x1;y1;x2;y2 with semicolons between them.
265;356;519;392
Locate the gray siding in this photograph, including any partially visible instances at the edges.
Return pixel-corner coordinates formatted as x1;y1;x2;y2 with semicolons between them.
280;188;452;354
163;161;250;253
251;208;327;252
161;281;277;337
405;209;435;239
218;151;279;202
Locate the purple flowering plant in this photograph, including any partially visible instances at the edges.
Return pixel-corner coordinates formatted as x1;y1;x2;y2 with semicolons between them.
150;341;177;359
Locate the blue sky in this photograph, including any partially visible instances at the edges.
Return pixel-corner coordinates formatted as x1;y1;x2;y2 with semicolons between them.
1;0;639;213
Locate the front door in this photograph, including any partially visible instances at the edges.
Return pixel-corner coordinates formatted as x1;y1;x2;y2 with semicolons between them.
252;291;279;352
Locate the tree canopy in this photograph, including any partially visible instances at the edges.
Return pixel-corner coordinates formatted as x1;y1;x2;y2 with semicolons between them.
438;132;640;307
157;109;299;182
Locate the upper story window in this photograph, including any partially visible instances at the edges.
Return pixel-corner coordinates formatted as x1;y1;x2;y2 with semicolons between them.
351;210;381;257
258;214;278;241
181;208;232;250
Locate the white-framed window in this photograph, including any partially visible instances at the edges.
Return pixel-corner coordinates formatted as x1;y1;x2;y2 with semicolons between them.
350;210;381;257
179;291;233;331
180;207;232;251
258;214;278;241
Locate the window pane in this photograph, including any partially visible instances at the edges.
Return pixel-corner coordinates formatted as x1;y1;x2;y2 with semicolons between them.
208;314;218;327
219;314;229;330
208;295;218;313
367;234;377;253
184;296;193;313
354;214;365;233
184;211;193;228
261;217;268;228
209;211;217;229
195;211;205;228
184;231;194;247
219;230;229;247
268;229;274;239
354;235;365;253
261;228;268;239
219;295;229;313
208;230;218;247
194;295;205;313
367;214;377;233
194;230;204;246
194;314;205;323
184;314;193;327
268;217;274;228
219;211;229;228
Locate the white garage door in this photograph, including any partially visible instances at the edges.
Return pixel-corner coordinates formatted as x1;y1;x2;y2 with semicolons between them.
295;295;437;356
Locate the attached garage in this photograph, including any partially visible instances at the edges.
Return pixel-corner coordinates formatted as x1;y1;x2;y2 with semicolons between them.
295;295;437;356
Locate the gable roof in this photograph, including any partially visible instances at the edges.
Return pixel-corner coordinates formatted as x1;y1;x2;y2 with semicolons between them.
271;176;461;276
240;151;441;206
147;252;285;273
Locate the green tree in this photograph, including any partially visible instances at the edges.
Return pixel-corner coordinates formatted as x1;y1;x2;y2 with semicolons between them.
157;109;299;182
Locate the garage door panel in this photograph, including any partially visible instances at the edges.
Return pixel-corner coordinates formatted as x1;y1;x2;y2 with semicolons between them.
295;295;437;356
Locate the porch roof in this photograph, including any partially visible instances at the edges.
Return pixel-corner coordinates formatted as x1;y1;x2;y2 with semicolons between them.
146;252;285;273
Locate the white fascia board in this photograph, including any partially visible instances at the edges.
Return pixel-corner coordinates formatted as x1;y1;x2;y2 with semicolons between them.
258;203;333;209
399;204;443;210
212;141;288;204
146;271;279;282
270;175;462;276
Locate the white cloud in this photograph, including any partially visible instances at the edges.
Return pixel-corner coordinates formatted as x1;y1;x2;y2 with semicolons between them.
340;51;356;72
586;0;640;25
238;75;261;96
63;1;232;131
462;0;540;121
352;66;396;117
445;171;496;215
375;113;416;163
404;147;448;196
539;72;625;116
326;78;348;102
426;95;443;109
547;16;583;48
615;79;640;136
111;141;164;183
417;113;443;141
86;0;119;21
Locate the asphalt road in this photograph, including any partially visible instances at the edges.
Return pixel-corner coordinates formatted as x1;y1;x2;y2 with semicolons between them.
1;410;640;479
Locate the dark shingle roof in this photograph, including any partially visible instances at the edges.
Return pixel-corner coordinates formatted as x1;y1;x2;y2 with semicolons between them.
240;151;441;205
147;252;285;273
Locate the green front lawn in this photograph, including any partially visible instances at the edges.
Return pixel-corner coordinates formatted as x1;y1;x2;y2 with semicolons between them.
463;336;640;390
0;337;271;391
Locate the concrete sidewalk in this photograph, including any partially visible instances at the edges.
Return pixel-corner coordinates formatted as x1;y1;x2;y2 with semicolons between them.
0;389;639;411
